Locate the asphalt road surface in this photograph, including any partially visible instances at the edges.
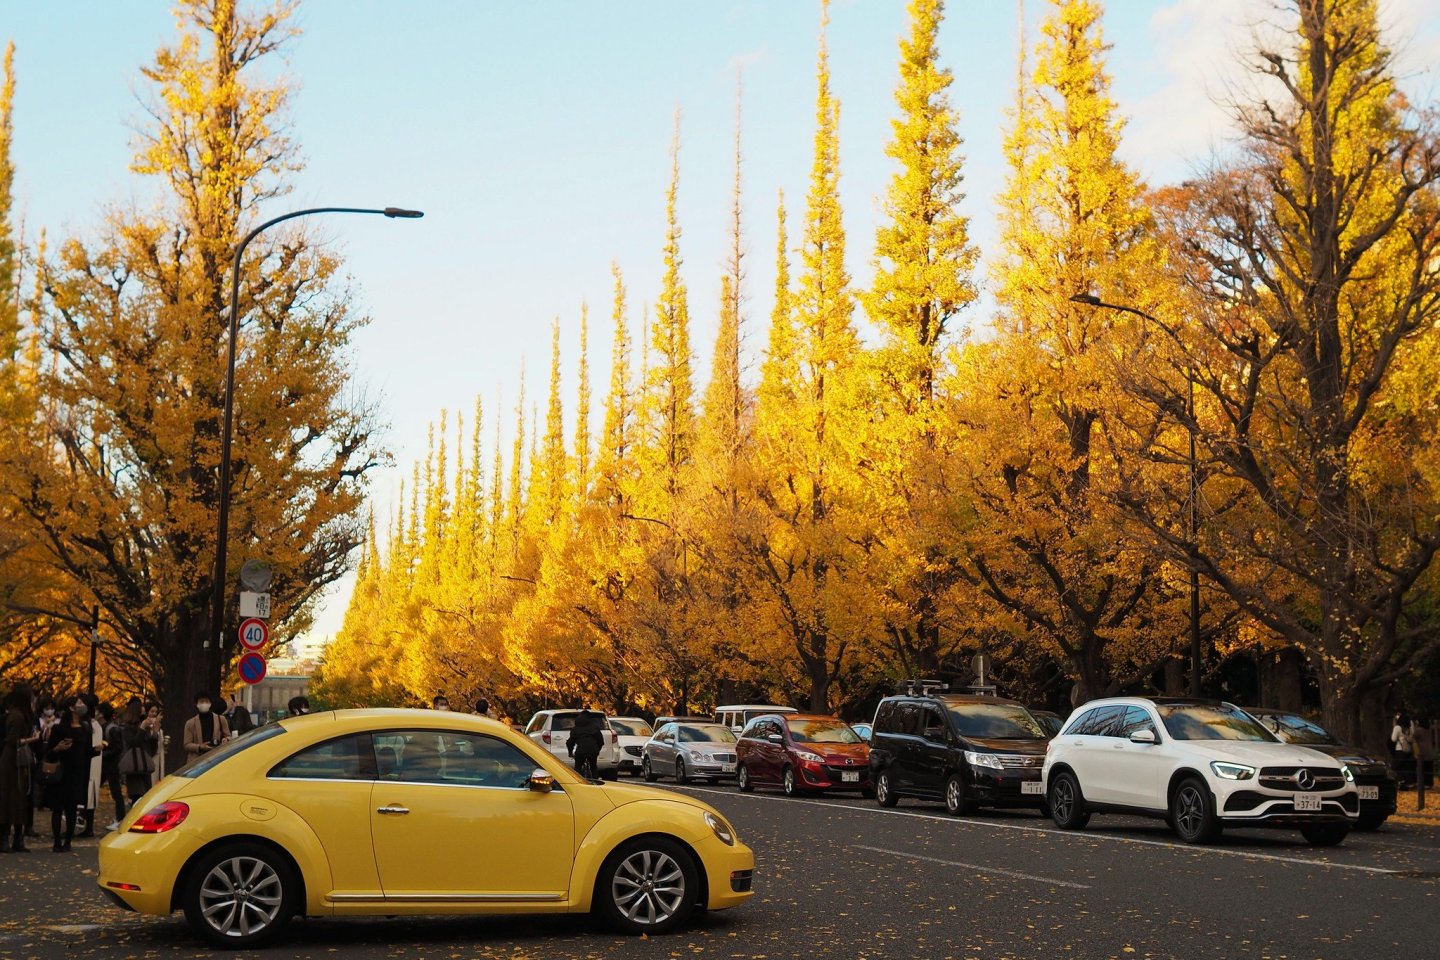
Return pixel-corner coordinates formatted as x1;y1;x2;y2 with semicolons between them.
2;784;1437;960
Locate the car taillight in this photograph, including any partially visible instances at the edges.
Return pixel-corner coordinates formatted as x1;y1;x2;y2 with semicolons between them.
129;801;189;834
542;732;552;744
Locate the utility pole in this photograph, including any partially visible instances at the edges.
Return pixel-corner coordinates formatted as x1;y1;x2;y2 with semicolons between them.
87;605;101;697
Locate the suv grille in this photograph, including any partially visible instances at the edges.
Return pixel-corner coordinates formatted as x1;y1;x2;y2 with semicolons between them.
1257;766;1347;792
998;755;1044;769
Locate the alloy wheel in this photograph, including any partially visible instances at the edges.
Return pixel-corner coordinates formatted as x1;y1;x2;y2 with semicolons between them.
1052;778;1073;820
198;856;284;939
1176;785;1204;839
946;777;962;814
611;849;686;927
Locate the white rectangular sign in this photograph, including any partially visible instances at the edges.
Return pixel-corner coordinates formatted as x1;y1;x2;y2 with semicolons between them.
238;591;272;619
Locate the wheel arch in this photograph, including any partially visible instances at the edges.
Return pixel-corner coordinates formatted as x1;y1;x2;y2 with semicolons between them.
587;831;709;913
1167;767;1210;804
170;834;311;915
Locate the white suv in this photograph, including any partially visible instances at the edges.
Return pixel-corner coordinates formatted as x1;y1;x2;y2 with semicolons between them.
1043;698;1358;846
524;709;622;779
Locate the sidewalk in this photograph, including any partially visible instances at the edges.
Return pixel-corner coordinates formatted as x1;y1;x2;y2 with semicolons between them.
1392;788;1440;827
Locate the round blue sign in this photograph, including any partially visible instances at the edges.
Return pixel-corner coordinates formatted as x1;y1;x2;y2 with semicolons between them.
238;652;267;685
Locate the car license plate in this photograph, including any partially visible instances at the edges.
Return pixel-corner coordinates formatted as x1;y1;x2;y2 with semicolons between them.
1358;785;1379;801
1294;793;1322;811
1021;781;1044;795
722;763;735;773
842;771;859;783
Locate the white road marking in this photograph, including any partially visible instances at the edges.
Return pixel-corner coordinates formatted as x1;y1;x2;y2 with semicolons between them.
673;785;1399;875
853;844;1091;889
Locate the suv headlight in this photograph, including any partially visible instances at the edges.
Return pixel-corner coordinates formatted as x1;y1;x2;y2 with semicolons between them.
1210;761;1256;781
703;811;735;846
964;751;1005;770
796;751;824;764
1341;764;1355;782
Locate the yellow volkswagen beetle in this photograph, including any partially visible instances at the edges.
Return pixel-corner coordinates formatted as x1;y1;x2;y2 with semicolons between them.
98;709;754;948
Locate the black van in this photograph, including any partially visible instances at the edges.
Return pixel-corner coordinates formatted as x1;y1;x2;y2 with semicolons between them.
868;693;1050;815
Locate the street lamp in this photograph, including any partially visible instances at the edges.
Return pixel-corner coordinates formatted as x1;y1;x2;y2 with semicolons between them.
1069;292;1203;697
208;206;424;692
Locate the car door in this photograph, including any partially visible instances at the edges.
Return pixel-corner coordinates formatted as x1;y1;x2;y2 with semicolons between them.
267;732;382;899
1071;706;1126;804
369;729;575;900
650;723;676;771
1108;706;1165;810
888;704;922;792
753;720;784;783
913;704;951;798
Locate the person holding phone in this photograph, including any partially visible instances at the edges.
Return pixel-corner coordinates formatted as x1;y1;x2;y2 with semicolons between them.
43;697;92;852
182;692;230;759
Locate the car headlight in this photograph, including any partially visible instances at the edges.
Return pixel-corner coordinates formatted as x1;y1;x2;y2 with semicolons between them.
796;751;824;764
964;751;1005;770
703;811;735;846
1341;764;1355;782
1210;761;1256;781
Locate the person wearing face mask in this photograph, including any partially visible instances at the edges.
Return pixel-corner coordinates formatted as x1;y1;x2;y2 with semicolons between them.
44;697;92;852
287;695;311;717
1;685;38;852
432;695;450;712
183;693;230;758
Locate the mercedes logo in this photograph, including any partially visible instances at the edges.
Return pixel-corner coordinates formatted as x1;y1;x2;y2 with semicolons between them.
1295;769;1315;790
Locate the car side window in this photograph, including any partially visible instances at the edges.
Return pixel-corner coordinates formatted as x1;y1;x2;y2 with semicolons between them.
1064;708;1098;736
739;719;762;740
382;730;535;789
657;724;675;742
1089;706;1127;738
921;706;947;743
270;733;376;781
1118;707;1158;739
873;702;895;733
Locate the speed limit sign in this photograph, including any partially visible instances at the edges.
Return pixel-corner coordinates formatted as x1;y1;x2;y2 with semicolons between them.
237;617;269;651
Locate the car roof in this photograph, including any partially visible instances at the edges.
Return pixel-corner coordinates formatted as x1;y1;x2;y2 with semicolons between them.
781;713;847;723
715;704;797;711
882;693;1028;708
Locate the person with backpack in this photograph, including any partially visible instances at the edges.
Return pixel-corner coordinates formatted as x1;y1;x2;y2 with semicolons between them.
569;708;605;780
117;699;157;812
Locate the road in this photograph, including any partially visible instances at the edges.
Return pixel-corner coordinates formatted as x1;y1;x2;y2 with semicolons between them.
2;783;1437;960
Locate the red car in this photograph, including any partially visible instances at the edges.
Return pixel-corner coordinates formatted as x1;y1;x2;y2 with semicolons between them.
736;713;872;797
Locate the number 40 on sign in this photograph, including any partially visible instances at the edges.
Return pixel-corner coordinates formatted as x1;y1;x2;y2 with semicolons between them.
237;617;269;651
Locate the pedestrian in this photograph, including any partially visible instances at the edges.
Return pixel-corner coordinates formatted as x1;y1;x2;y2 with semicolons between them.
43;697;93;852
286;695;310;717
1;685;38;852
1393;713;1414;786
474;697;496;719
432;695;450;712
182;692;230;759
32;696;58;826
226;693;256;736
118;698;157;813
1413;718;1435;788
97;702;125;831
144;703;168;780
570;707;604;780
78;694;104;838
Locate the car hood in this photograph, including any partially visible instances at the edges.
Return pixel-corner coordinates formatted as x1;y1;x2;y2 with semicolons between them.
1284;741;1389;767
808;742;870;763
965;737;1048;756
1181;740;1343;769
614;735;650;749
599;779;721;812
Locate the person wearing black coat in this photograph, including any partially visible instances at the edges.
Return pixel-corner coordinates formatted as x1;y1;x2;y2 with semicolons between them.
570;708;605;780
44;698;95;852
1;685;37;852
117;699;158;810
97;703;125;831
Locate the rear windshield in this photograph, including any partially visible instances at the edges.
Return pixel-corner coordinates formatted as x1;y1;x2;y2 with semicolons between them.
1158;704;1278;741
787;719;863;744
175;724;286;778
610;719;653;738
945;703;1046;740
678;725;736;743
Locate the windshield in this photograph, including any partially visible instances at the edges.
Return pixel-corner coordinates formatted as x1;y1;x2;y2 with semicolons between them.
1158;703;1278;741
609;719;653;738
678;725;736;744
787;719;863;744
1256;713;1338;746
174;723;285;778
945;703;1046;740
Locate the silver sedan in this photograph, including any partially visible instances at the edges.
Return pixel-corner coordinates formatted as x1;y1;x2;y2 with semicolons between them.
643;722;740;784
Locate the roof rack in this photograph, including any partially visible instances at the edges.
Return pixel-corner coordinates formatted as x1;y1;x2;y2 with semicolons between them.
897;678;949;696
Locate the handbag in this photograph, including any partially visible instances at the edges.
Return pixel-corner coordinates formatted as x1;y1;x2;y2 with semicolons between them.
15;742;33;768
40;758;62;784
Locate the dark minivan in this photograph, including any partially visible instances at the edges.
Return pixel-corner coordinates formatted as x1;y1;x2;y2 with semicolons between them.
868;693;1050;816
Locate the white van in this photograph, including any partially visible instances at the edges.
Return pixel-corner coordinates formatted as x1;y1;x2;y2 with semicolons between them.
715;704;798;734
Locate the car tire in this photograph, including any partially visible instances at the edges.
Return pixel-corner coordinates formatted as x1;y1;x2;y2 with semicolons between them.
1048;770;1090;831
1170;777;1221;845
1355;814;1387;832
944;773;972;817
874;769;899;808
1300;823;1349;847
675;759;689;785
782;766;800;797
642;757;658;783
181;841;297;949
594;836;699;935
737;764;754;793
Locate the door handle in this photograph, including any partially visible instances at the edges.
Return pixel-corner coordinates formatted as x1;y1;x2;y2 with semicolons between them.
376;805;410;815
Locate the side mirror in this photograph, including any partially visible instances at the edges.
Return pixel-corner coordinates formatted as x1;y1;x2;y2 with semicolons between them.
766;734;783;744
527;768;555;793
1129;729;1157;745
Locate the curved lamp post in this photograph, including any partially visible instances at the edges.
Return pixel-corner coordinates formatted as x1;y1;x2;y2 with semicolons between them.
1069;292;1203;698
208;207;424;689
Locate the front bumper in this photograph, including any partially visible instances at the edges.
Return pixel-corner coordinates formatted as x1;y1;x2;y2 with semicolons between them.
1354;776;1398;819
798;761;870;791
968;769;1048;807
1219;786;1358;825
701;840;756;911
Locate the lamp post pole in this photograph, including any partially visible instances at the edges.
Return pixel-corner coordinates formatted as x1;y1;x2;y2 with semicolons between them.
1069;292;1203;697
208;206;424;694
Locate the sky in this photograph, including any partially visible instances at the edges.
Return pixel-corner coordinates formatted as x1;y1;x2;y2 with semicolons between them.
6;0;1440;655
